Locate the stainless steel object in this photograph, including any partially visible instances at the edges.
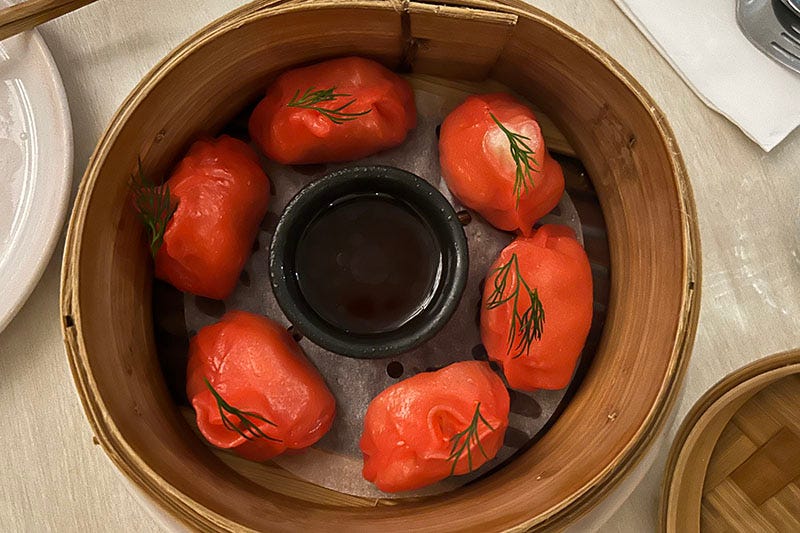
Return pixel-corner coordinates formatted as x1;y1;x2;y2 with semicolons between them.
780;0;800;18
737;0;800;74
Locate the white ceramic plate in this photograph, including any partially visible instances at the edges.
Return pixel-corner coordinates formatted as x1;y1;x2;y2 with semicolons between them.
0;10;72;333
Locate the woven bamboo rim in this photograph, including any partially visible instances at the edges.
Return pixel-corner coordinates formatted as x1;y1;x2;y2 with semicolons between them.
60;0;701;530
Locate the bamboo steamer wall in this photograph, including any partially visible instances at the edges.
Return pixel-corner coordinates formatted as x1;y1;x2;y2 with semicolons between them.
60;0;701;531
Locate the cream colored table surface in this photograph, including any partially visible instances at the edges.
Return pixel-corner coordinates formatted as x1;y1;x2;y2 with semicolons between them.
1;0;798;531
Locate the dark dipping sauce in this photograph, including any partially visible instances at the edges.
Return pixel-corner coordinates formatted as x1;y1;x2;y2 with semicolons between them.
295;194;441;335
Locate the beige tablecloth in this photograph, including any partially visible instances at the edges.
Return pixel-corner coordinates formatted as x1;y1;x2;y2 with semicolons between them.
1;0;798;531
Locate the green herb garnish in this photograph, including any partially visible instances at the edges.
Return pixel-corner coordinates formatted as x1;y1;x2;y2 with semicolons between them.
204;378;281;442
130;158;177;259
287;86;372;124
485;253;545;358
448;402;495;475
489;112;541;206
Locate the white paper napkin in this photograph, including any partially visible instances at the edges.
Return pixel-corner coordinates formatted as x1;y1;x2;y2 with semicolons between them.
613;0;800;151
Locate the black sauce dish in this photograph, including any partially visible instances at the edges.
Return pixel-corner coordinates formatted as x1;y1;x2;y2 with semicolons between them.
269;166;468;359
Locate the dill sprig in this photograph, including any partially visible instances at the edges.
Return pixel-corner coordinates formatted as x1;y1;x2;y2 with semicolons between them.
286;86;372;124
448;402;495;475
485;253;546;358
130;158;177;259
204;378;281;442
489;112;542;207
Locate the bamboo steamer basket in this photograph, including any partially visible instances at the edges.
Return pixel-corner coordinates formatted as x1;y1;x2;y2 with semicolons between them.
661;349;800;532
60;0;701;530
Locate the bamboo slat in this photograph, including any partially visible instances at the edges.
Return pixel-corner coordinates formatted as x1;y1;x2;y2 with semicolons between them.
0;0;98;40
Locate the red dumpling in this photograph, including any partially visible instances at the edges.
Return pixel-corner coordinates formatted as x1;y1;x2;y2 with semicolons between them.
481;224;593;391
187;311;336;461
360;361;509;493
439;93;564;235
154;135;270;300
249;56;416;164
